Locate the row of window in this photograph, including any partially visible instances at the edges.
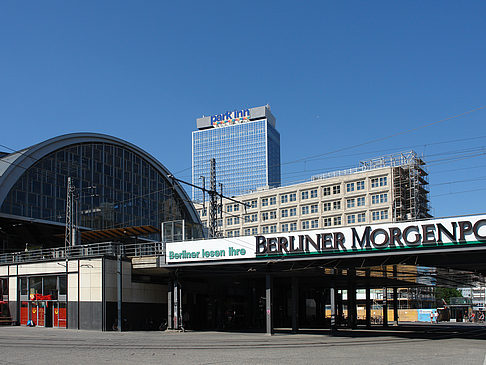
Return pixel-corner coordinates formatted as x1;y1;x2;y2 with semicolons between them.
215;193;389;224
240;177;388;209
223;209;390;235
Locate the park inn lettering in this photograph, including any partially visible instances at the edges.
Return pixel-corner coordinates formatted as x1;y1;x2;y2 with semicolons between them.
256;218;486;256
211;109;250;123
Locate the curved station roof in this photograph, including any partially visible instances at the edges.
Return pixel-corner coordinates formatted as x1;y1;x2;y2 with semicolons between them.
0;133;202;249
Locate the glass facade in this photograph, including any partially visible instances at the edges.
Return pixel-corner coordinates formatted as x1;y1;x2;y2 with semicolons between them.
1;142;198;240
192;119;281;201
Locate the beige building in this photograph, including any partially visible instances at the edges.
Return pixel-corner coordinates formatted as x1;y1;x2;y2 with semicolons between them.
194;151;430;238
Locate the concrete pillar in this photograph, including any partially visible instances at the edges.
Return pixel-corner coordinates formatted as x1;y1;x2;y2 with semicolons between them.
382;287;388;327
173;280;179;330
330;269;337;335
291;277;299;333
117;255;122;332
265;274;273;335
365;269;371;328
365;287;371;327
167;279;173;330
348;269;357;329
382;267;388;327
393;266;399;326
393;287;399;325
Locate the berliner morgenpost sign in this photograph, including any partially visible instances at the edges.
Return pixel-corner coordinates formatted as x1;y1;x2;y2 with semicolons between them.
165;214;486;264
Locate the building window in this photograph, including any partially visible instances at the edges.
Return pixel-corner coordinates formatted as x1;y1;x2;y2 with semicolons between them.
270;211;277;219
310;189;318;198
346;183;355;192
290;222;297;231
200;208;207;217
333;185;341;194
244;228;251;236
270;196;276;205
347;215;356;224
227;231;233;237
262;226;269;234
323;187;331;196
262;212;269;221
302;221;310;230
217;219;222;227
347;199;355;209
270;225;277;233
323;202;331;211
226;217;233;225
234;204;239;212
234;217;240;224
333;201;341;210
281;209;288;218
372;210;388;221
301;206;309;215
357;212;366;223
281;223;289;232
371;193;388;204
311;219;318;229
311;204;318;214
289;193;297;202
244;214;258;223
357;196;365;207
227;205;233;213
281;194;288;204
301;191;309;200
371;176;388;188
262;198;268;207
333;216;342;226
251;227;258;235
323;217;332;227
247;200;257;208
289;207;297;216
356;181;365;191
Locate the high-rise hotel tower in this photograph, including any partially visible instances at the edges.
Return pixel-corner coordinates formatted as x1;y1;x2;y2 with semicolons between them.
192;105;281;202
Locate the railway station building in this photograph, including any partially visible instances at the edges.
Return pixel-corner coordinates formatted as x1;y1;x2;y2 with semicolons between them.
1;133;485;333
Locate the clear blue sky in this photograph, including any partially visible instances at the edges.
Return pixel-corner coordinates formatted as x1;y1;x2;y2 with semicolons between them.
1;1;485;218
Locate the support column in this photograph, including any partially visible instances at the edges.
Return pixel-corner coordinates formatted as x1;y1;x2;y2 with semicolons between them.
382;267;388;328
173;280;179;330
382;287;388;327
291;277;299;333
330;269;337;335
266;274;273;335
117;255;122;332
167;278;173;330
393;287;399;326
365;269;371;328
348;269;357;329
393;266;399;326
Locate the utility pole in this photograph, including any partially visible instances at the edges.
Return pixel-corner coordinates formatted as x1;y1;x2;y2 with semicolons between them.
168;161;249;239
208;158;218;238
65;177;75;249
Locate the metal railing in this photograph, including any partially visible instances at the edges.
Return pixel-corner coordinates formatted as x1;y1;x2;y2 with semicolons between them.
0;241;165;265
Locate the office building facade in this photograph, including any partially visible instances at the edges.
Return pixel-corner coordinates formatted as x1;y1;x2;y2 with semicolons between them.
192;105;280;202
194;151;431;237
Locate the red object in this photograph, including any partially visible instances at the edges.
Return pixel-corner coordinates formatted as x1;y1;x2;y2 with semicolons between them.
31;294;52;301
20;302;28;325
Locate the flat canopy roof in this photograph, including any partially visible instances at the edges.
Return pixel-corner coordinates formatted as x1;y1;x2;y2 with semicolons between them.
80;225;159;243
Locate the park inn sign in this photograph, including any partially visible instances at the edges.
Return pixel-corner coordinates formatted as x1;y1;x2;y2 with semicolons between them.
165;214;486;264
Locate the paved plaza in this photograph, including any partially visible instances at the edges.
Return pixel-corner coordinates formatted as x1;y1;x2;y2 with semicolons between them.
0;323;486;364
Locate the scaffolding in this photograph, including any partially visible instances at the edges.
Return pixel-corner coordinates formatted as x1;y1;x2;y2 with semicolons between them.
316;150;431;222
390;151;431;222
